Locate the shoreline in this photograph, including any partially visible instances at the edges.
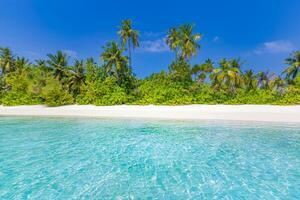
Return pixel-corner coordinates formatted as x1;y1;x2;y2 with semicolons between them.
1;105;300;123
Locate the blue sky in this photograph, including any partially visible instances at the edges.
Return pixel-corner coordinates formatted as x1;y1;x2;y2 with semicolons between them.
1;0;299;77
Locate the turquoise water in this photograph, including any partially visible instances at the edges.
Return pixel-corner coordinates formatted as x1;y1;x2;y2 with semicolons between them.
0;117;300;199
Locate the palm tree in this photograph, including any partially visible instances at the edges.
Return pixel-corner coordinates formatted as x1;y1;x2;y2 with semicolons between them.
85;58;100;82
0;47;15;74
191;59;214;83
14;57;30;71
47;51;69;80
257;71;274;90
35;59;46;67
179;24;202;60
211;59;242;92
68;59;85;96
166;24;202;61
100;41;128;82
283;51;300;82
242;70;257;90
118;19;139;68
166;28;180;54
35;59;51;72
270;76;285;93
33;59;51;89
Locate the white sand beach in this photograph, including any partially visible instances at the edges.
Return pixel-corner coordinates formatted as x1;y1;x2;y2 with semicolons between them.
0;105;300;123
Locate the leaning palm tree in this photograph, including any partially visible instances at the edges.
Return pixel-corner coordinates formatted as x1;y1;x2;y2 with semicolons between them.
191;59;214;83
118;19;139;68
100;41;128;82
211;58;242;92
242;70;258;90
283;51;300;82
47;51;69;80
166;24;202;61
0;47;15;74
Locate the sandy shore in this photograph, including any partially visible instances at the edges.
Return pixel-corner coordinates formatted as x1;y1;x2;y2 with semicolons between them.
1;105;300;123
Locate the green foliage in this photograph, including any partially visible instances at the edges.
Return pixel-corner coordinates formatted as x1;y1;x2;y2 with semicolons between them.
1;91;40;106
67;59;85;97
276;86;300;105
77;76;127;105
169;58;192;83
226;89;280;104
136;71;193;105
211;58;243;93
94;79;127;105
0;47;15;74
41;77;74;106
295;74;300;88
118;19;139;68
283;51;300;81
46;51;69;80
0;68;42;105
0;20;300;106
192;59;214;83
166;24;201;60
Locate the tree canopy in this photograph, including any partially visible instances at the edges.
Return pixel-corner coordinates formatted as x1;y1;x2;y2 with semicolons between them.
0;20;299;106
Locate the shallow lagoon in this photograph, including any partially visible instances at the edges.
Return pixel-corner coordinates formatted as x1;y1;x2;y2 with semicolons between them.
0;117;299;199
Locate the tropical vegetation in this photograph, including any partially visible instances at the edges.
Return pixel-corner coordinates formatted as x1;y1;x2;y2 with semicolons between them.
0;20;300;106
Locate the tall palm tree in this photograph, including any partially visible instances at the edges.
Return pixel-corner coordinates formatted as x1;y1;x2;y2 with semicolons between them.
100;41;128;82
166;24;202;61
47;51;69;80
118;19;139;68
179;24;202;60
242;70;257;90
68;59;85;96
211;58;242;92
0;47;15;74
283;51;300;82
191;59;214;83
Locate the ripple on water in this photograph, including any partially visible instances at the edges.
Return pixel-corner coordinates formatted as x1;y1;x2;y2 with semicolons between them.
0;117;300;199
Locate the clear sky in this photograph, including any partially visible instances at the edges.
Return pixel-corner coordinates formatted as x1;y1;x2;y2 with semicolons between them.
1;0;299;77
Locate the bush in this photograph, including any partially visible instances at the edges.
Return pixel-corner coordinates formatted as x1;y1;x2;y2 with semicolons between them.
226;89;279;104
77;76;128;105
0;69;42;105
276;86;300;105
0;92;41;106
135;71;194;105
41;78;74;106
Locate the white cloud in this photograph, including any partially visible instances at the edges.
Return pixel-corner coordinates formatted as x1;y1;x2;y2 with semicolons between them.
62;49;77;57
139;38;169;53
143;31;162;38
254;40;294;54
